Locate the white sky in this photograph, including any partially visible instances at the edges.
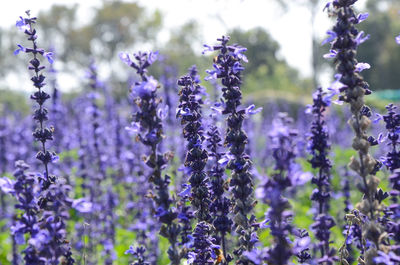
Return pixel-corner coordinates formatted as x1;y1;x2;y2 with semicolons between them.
0;0;367;90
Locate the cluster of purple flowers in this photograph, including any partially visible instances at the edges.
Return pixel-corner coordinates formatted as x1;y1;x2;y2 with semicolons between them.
1;5;400;265
323;0;399;263
307;88;337;264
203;36;259;264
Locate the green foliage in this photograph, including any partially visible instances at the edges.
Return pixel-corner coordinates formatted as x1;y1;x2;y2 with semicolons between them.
0;89;30;116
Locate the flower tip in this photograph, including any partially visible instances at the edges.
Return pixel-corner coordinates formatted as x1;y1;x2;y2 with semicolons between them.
202;44;213;54
355;62;371;72
13;44;26;55
119;52;132;65
44;52;54;64
357;13;369;23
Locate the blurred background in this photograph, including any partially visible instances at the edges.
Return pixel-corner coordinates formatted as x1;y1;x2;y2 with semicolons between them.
0;0;399;112
1;1;400;264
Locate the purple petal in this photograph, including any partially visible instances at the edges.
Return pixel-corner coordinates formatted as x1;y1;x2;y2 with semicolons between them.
202;44;214;54
322;30;337;45
357;13;369;23
16;16;29;31
44;52;54;64
232;61;244;73
355;31;370;46
305;104;313;114
0;177;15;194
246;104;262;115
119;52;132;66
373;113;383;124
355;62;370;72
157;105;168;120
396;35;400;45
323;50;337;59
233;47;248;62
148;51;158;64
178;184;191;198
125;122;141;134
72;198;92;213
13;44;26;55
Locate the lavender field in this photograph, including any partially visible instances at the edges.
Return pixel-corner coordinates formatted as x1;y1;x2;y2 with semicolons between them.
0;0;400;264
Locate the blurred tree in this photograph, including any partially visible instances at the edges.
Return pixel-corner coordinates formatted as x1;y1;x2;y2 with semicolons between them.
229;27;280;76
269;0;322;88
357;0;400;90
157;20;208;74
0;89;30;115
37;1;162;66
228;28;312;102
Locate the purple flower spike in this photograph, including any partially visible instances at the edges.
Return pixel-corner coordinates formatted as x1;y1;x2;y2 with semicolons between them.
396;35;400;45
203;35;256;263
324;2;386;263
121;50;181;264
177;74;210;222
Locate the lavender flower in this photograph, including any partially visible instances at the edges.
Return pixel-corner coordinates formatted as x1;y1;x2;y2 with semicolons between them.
204;35;258;263
258;113;310;265
176;75;210;222
120;51;181;264
177;184;194;251
14;11;79;265
324;2;387;263
387;169;400;250
0;161;41;264
187;222;218;265
14;11;56;191
126;245;150;265
381;104;400;172
85;61;117;264
307;87;337;264
206;123;232;260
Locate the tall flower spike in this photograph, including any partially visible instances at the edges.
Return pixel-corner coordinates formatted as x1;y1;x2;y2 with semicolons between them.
381;104;400;173
307;87;338;264
86;61;116;264
176;75;210;222
14;10;56;192
204;36;259;263
206;122;232;261
120;51;182;264
258;113;310;264
324;2;387;264
380;104;400;252
14;11;76;264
